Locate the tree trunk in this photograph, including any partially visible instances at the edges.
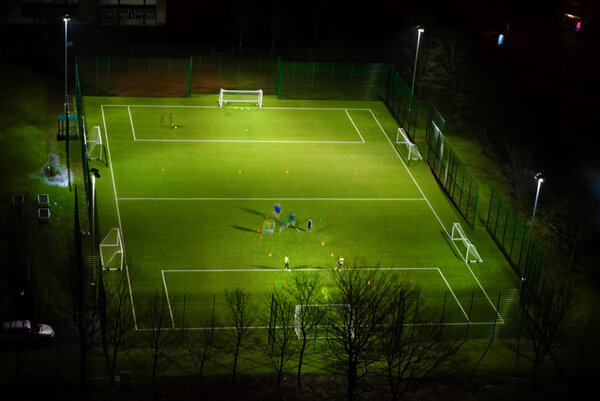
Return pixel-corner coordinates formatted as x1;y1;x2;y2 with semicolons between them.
347;362;357;401
297;339;307;389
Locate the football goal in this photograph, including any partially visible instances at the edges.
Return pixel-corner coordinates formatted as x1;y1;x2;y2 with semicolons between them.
218;89;263;108
396;128;422;161
100;228;125;270
450;222;482;263
84;125;103;161
294;304;353;340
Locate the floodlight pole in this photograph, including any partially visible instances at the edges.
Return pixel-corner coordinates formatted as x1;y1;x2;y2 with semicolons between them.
90;169;100;257
523;173;544;280
407;26;424;136
64;15;71;191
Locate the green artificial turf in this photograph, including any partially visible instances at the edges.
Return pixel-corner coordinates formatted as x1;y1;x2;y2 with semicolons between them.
83;95;519;331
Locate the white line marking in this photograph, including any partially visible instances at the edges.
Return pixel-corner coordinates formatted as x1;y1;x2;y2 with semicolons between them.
127;106;137;140
101;105;139;330
133;139;364;144
436;268;469;322
367;109;503;323
118;197;425;201
163;267;439;273
344;109;365;143
103;104;372;111
162;270;175;328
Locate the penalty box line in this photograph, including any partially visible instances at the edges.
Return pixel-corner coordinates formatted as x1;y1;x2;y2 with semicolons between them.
117;104;366;143
157;267;472;330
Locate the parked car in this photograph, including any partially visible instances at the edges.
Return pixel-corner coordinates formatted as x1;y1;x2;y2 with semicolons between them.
0;320;54;347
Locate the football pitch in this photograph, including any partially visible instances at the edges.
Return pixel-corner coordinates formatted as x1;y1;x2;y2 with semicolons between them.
83;95;519;335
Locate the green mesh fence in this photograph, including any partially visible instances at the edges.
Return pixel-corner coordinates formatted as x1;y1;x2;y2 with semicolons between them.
485;189;544;299
276;60;391;100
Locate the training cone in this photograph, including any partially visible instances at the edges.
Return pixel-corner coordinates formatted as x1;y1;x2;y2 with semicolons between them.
260;235;262;239
322;241;325;246
269;252;272;257
331;252;334;257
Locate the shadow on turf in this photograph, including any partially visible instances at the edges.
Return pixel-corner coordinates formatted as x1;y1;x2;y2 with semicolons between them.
441;230;463;260
231;225;258;233
239;207;267;217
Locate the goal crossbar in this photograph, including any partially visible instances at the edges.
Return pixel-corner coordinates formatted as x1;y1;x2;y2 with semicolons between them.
451;222;482;263
294;304;352;340
395;128;422;161
218;89;263;108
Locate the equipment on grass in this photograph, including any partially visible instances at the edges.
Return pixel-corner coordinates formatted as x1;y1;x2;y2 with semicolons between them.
450;222;482;263
84;125;103;161
100;228;125;270
218;89;263;108
395;128;422;161
262;220;275;234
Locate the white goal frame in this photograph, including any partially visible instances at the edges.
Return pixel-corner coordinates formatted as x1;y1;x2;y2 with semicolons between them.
451;222;483;263
99;228;124;270
218;89;263;108
395;128;422;161
294;304;353;340
84;125;103;161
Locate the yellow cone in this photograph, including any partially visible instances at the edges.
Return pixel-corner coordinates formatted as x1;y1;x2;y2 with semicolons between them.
269;252;272;257
331;252;334;257
321;241;325;246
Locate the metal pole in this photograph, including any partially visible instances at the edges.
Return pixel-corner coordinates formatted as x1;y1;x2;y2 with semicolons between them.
64;15;71;191
523;174;543;281
91;174;95;257
407;27;424;135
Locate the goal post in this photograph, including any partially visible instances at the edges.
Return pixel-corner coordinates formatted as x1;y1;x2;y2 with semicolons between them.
84;125;103;161
450;222;482;263
294;304;353;340
218;89;263;108
395;128;423;161
99;228;125;270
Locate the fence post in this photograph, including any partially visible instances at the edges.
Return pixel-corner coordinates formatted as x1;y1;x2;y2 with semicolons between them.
486;188;494;230
465;176;473;221
472;184;481;228
458;166;466;210
276;58;283;98
188;56;193;97
509;217;518;259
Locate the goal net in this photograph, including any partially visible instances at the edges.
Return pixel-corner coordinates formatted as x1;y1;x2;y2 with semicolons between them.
395;128;422;161
84;125;103;161
218;89;263;108
450;222;482;263
100;228;124;270
294;304;353;340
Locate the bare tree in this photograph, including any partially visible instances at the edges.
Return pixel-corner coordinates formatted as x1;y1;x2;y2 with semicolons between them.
182;294;221;394
264;289;297;400
98;270;135;397
285;272;325;389
511;281;576;389
144;291;177;397
224;289;255;386
325;268;397;401
377;290;464;401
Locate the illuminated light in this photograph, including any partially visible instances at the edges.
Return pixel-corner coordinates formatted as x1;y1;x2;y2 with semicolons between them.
497;34;504;46
576;20;581;31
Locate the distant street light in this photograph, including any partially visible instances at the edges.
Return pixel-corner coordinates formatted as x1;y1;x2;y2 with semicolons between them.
90;168;101;257
408;26;424;136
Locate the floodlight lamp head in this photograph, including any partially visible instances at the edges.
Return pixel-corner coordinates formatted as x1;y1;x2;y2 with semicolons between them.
63;14;70;22
417;25;425;34
534;172;543;182
90;168;101;179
